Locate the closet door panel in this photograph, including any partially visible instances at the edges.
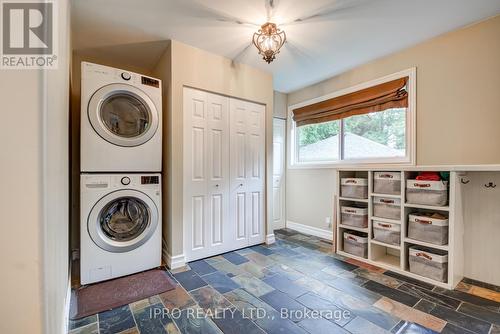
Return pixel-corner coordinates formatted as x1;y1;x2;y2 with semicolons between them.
245;102;266;245
184;88;230;261
206;93;230;252
229;98;251;249
184;88;209;259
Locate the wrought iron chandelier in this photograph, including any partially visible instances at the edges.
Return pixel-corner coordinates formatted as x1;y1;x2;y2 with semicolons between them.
252;22;286;64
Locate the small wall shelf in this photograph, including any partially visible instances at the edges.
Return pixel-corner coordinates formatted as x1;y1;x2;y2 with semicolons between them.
335;169;464;289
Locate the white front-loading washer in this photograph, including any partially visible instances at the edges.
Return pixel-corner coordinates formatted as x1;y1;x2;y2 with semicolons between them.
80;173;162;285
80;62;162;172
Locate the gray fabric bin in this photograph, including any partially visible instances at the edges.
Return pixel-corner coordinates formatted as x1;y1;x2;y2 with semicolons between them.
344;232;368;258
374;172;401;195
341;178;368;199
373;197;401;220
409;246;448;283
373;220;401;245
406;180;448;206
408;213;449;245
341;206;368;228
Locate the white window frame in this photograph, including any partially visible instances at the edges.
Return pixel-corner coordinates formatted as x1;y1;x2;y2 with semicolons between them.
288;68;416;169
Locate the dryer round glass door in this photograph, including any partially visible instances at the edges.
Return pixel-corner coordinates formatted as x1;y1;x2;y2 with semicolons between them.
88;189;159;253
88;83;159;147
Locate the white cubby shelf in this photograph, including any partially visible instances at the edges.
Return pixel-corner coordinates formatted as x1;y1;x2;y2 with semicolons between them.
336;169;464;289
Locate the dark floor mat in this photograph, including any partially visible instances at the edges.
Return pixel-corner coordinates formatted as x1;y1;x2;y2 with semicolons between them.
70;268;176;320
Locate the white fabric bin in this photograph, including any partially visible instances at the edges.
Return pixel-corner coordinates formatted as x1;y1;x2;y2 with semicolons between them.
341;206;368;228
406;180;448;206
408;213;449;245
343;232;368;258
373;221;401;245
374;172;401;195
373;197;401;220
341;178;368;199
409;246;448;283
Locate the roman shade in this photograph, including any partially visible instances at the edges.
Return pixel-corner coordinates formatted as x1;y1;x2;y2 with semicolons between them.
293;77;408;127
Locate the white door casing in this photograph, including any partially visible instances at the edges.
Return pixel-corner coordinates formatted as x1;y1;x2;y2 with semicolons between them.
273;118;286;229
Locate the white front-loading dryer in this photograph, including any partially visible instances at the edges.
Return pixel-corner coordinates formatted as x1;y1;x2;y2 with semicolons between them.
80;62;162;172
80;173;162;285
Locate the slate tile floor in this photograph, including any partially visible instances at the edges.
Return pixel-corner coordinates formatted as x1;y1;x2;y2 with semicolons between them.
69;229;500;334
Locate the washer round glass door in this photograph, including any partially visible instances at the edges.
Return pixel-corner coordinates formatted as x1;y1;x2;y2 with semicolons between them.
88;189;159;253
88;83;159;147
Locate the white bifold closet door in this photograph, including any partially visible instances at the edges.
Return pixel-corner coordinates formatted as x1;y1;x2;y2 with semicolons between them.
229;98;266;250
183;87;265;261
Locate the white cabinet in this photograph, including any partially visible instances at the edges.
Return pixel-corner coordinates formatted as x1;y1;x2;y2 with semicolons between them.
184;88;265;261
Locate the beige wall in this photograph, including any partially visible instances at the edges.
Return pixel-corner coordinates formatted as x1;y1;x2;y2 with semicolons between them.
286;15;500;231
0;1;70;333
273;91;288;119
153;40;274;258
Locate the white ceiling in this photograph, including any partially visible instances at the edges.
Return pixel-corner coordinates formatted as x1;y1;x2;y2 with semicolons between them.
71;0;500;92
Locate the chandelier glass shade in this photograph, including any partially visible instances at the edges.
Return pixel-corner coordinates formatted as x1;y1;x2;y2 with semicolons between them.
252;22;286;64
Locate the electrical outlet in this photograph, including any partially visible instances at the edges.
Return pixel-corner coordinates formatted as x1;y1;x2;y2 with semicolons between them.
325;216;332;228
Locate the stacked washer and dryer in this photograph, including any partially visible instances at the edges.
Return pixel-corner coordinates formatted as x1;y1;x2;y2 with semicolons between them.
80;62;163;285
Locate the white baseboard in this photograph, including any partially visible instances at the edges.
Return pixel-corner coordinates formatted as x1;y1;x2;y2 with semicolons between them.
165;252;186;270
286;220;333;240
162;238;186;269
265;233;276;245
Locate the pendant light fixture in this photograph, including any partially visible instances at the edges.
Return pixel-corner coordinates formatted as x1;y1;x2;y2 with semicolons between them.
252;22;286;64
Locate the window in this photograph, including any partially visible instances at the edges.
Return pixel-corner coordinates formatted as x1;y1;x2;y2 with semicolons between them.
290;69;415;166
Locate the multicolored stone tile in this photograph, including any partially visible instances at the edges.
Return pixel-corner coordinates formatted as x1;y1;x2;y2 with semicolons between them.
133;302;180;334
223;288;275;319
129;295;162;313
159;285;196;310
295;292;354;326
68;322;98;334
68;231;500;334
468;285;500;303
260;290;307;322
263;273;309;298
189;286;232;313
231;273;274;297
430;304;491;333
222;252;249;265
172;308;223;334
363;281;420;307
298;317;349;334
202;271;241;293
211;308;266;334
457;302;500;325
374;297;446;332
211;259;246;276
250;245;275;256
245;252;276;267
346;258;386;273
344;316;390;334
397;283;461;309
432;286;500;312
172;270;207;291
98;305;137;334
239;261;274;279
68;314;97;330
355;268;403;289
188;260;217;276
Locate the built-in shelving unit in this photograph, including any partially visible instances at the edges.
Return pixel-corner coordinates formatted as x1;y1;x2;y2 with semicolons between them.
335;169;464;289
